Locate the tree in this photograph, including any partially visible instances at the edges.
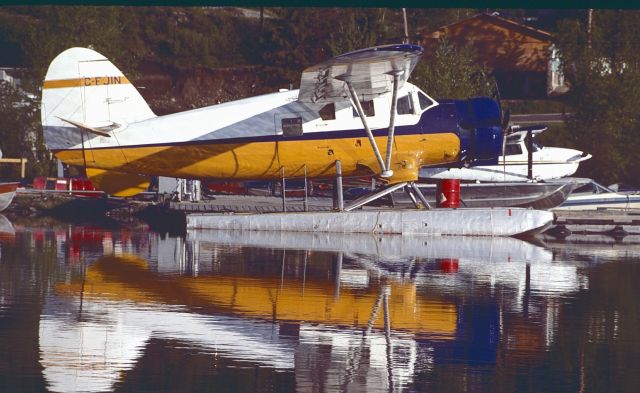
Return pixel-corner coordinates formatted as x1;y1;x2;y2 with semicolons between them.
411;38;495;99
0;81;52;179
555;10;640;186
326;8;389;57
260;8;391;87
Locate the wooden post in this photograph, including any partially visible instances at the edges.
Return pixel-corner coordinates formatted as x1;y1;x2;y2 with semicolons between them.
0;158;28;178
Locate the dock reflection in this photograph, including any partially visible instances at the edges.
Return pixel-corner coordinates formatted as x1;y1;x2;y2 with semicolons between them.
30;226;591;392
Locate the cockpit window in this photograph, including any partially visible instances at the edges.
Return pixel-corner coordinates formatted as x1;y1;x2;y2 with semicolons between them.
396;95;414;115
352;100;375;117
319;103;336;120
418;92;433;110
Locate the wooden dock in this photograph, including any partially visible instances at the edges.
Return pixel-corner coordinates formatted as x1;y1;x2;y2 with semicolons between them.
549;208;640;237
169;195;334;213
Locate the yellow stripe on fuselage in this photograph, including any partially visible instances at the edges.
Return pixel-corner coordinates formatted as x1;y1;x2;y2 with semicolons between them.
43;75;131;89
54;132;460;183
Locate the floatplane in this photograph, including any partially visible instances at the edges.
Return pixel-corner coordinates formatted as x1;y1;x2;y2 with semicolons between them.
397;125;593;210
41;44;553;235
420;124;591;182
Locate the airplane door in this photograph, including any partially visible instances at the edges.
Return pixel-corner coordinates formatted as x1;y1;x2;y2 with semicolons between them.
274;110;334;174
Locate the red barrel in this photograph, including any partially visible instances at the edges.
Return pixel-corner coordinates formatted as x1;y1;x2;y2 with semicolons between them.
437;179;460;208
438;258;459;273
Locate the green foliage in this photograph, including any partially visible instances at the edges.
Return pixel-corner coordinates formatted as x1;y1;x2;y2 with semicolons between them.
259;8;391;87
260;8;336;86
411;39;495;99
326;9;389;56
0;82;52;179
17;7;138;91
136;7;258;70
555;10;640;186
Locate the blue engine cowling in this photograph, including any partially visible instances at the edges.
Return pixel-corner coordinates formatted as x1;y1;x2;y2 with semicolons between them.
455;97;503;166
418;96;503;167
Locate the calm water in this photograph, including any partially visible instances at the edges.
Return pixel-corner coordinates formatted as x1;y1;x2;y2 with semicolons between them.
0;214;639;392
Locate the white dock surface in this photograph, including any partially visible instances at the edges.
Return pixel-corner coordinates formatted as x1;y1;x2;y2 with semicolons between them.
186;207;554;237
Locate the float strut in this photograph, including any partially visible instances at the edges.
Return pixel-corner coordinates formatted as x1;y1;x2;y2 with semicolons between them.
410;182;431;209
344;182;407;212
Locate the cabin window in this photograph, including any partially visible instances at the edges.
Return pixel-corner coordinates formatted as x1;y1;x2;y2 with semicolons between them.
319;103;336;120
418;92;433;110
282;117;303;136
396;95;414;115
504;144;523;156
352;100;375;117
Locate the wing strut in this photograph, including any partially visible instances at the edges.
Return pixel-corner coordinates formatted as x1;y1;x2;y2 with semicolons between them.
341;70;404;179
344;79;393;178
384;70;403;176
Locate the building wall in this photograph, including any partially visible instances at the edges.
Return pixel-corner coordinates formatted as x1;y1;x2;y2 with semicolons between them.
420;14;561;99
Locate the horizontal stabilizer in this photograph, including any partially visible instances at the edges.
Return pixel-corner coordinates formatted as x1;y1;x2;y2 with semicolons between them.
56;116;114;137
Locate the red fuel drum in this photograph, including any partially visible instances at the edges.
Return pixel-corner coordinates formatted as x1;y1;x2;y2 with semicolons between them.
438;258;459;273
436;179;460;208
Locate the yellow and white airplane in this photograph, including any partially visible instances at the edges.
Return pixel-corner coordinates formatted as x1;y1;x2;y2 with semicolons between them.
41;44;503;202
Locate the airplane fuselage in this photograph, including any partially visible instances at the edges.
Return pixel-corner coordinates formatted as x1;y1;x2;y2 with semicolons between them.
42;46;503;196
49;84;466;183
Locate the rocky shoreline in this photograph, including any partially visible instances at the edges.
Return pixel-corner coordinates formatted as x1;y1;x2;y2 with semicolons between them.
5;193;186;235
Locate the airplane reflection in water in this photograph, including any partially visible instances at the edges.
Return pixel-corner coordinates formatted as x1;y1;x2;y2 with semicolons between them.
34;227;598;392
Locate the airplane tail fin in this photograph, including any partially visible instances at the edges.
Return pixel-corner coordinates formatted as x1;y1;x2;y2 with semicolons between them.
41;47;156;152
41;47;156;197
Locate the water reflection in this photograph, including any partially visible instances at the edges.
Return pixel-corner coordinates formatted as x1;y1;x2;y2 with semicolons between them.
36;229;567;392
1;217;638;392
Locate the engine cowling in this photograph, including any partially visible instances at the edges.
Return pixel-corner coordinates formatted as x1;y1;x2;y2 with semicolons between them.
455;97;503;167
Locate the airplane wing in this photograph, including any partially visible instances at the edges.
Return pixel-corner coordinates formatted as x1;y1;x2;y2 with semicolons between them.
297;44;424;103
